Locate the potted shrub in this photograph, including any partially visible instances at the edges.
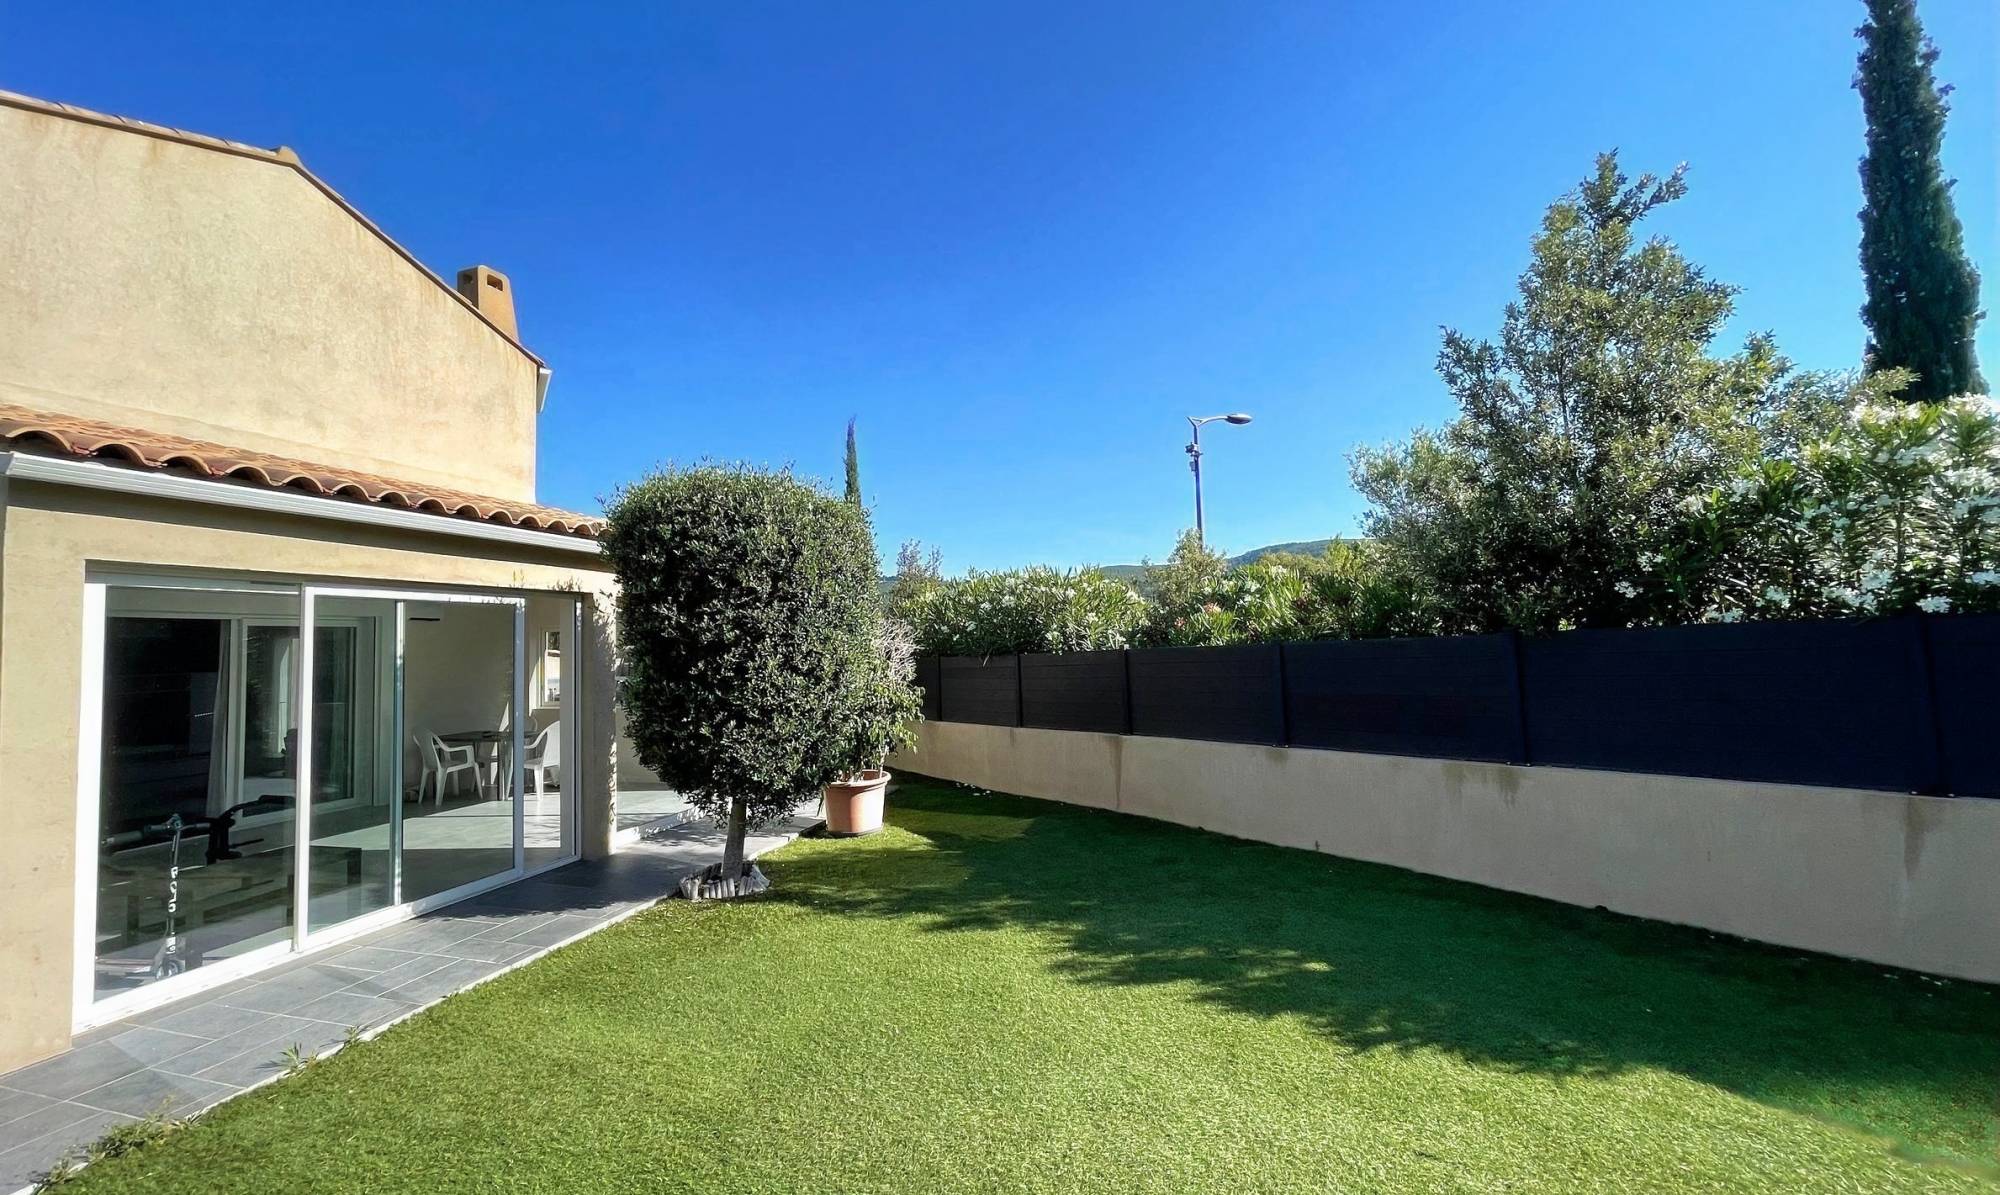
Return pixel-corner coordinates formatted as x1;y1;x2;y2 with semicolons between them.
600;465;879;897
823;616;923;835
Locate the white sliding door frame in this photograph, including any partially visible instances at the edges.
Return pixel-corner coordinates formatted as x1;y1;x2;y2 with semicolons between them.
298;585;527;949
76;575;540;1030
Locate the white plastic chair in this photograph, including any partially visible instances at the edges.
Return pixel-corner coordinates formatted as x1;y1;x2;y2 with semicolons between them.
523;721;560;809
415;732;479;805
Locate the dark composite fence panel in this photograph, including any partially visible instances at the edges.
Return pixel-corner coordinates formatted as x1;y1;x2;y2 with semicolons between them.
1520;618;1935;792
1284;634;1522;763
915;655;943;723
939;655;1020;726
1021;651;1128;733
1926;613;2000;799
1128;644;1284;744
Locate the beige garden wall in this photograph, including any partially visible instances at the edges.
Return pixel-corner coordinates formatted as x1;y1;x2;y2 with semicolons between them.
897;721;2000;986
0;480;620;1073
0;99;540;501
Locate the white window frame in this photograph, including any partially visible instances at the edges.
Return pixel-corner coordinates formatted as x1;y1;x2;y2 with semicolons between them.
74;573;580;1030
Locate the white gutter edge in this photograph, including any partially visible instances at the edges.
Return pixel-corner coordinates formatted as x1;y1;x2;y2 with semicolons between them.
535;366;553;412
0;451;604;558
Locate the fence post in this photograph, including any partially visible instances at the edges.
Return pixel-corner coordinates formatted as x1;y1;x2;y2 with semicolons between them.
1506;630;1532;766
1911;614;1951;796
1013;653;1025;728
1120;649;1135;736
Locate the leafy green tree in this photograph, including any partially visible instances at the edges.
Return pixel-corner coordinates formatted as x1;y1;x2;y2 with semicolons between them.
1139;534;1433;646
1351;153;1857;635
601;466;883;880
885;538;942;617
843;417;862;505
1138;530;1232;643
1856;0;1985;401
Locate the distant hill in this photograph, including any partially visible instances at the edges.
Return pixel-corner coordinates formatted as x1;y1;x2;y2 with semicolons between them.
1227;539;1337;566
881;539;1343;596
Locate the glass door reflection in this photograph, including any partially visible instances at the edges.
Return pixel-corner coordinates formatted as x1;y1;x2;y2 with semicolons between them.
304;597;397;934
95;587;299;1000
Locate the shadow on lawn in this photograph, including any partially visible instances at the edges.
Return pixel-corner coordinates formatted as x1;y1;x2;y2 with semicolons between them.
772;779;2000;1169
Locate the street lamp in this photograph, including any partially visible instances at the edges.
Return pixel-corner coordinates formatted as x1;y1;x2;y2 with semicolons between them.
1185;412;1253;544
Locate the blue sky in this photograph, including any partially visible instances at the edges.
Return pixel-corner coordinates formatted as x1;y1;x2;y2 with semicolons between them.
5;2;1994;571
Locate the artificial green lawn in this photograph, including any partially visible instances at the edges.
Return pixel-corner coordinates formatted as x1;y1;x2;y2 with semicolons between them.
62;778;2000;1193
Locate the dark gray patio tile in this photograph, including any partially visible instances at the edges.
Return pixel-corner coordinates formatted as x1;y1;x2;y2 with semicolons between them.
458;884;617;916
378;958;503;1005
0;1086;64;1131
146;1000;279;1040
112;977;266;1031
71;1068;237;1118
0;1094;125;1153
215;968;357;1015
178;1048;291;1093
321;945;424;972
504;912;606;948
433;904;529;925
364;917;491;954
1;1041;151;1101
339;952;456;996
0;1109;134;1190
522;867;602;890
153;1014;322;1080
436;936;539;965
182;1019;347;1089
292;959;377;987
99;1026;208;1068
472;911;557;940
289;991;416;1030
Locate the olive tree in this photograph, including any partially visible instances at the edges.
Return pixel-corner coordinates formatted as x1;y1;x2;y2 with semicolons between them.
602;465;880;880
1351;153;1874;635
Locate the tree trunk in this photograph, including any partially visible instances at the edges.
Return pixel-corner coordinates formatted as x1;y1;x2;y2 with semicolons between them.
720;795;748;878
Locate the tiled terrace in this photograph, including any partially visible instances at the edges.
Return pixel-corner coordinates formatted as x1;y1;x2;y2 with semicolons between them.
0;812;817;1193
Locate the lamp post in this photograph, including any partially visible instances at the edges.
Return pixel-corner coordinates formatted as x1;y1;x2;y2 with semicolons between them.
1185;412;1253;544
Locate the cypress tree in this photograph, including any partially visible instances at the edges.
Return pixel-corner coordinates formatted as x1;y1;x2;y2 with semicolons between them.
843;417;861;505
1855;0;1985;400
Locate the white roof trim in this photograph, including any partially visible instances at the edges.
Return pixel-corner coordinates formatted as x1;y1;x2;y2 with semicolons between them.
0;451;604;557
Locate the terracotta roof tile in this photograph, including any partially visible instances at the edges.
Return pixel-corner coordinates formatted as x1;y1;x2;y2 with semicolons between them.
0;403;602;539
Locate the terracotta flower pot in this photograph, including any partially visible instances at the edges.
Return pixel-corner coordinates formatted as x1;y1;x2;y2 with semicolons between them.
823;768;890;836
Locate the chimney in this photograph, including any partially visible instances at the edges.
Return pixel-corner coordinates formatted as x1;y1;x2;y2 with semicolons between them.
455;265;518;339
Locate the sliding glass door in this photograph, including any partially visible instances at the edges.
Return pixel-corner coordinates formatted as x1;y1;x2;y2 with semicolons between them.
395;596;521;905
93;586;301;1002
86;577;579;1021
304;596;398;935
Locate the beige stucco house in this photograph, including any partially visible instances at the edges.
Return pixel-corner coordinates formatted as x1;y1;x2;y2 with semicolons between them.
0;90;629;1073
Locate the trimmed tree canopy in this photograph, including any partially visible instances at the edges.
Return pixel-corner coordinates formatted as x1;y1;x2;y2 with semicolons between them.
602;466;880;868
